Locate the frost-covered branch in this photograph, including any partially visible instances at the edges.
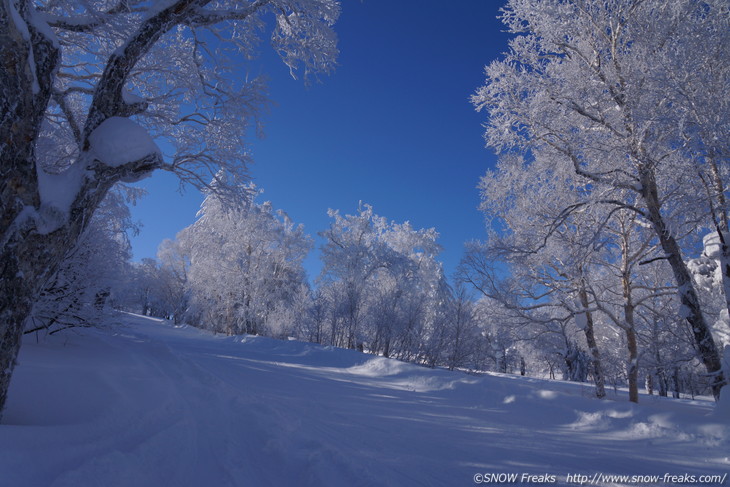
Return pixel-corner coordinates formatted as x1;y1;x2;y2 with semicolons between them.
42;0;145;33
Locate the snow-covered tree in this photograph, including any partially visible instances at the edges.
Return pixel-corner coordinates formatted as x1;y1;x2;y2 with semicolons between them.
688;234;730;347
318;203;448;359
154;238;191;323
371;220;446;361
461;152;616;398
121;258;162;317
318;204;392;349
473;0;728;399
442;285;479;371
180;183;311;336
0;0;340;416
585;210;679;402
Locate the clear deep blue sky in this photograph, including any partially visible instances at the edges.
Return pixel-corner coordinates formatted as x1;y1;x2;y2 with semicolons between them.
129;0;511;281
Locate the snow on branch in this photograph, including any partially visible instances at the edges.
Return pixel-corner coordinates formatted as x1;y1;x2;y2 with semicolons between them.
33;117;160;234
88;116;161;169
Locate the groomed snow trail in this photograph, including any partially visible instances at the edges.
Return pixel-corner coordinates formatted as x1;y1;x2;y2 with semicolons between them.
1;313;728;486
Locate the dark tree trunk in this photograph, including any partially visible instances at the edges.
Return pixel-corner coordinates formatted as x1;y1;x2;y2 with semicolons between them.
621;237;639;404
0;172;118;419
520;356;526;376
578;285;606;399
626;327;639;403
640;168;725;400
672;367;681;399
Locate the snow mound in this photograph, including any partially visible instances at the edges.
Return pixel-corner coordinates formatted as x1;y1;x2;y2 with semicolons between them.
703;232;730;260
348;356;408;377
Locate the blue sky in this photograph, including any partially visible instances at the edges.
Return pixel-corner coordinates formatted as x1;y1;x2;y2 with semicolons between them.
129;0;511;281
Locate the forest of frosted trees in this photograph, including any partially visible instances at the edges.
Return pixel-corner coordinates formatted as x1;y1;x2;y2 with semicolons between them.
1;0;729;420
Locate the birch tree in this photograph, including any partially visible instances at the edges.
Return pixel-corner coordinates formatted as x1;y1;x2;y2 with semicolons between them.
461;152;613;398
473;0;728;399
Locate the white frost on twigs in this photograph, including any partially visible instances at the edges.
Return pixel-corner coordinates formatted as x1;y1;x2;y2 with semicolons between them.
88;117;160;168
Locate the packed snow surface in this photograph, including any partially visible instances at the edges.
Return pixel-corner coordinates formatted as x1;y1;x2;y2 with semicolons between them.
2;313;728;487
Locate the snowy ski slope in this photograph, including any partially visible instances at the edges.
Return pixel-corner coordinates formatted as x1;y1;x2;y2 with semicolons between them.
1;313;728;486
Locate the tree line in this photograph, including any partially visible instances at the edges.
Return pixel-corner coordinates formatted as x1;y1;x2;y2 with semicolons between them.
34;170;727;404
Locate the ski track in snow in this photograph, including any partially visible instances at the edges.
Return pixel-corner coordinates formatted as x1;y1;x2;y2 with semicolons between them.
1;313;728;487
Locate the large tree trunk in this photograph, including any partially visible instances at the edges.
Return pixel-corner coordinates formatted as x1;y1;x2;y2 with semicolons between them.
640;168;726;399
0;259;36;419
0;0;135;419
1;228;86;415
0;149;120;419
1;164;145;420
1;0;60;420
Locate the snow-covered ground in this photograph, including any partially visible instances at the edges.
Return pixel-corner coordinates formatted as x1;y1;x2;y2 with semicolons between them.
1;313;728;487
